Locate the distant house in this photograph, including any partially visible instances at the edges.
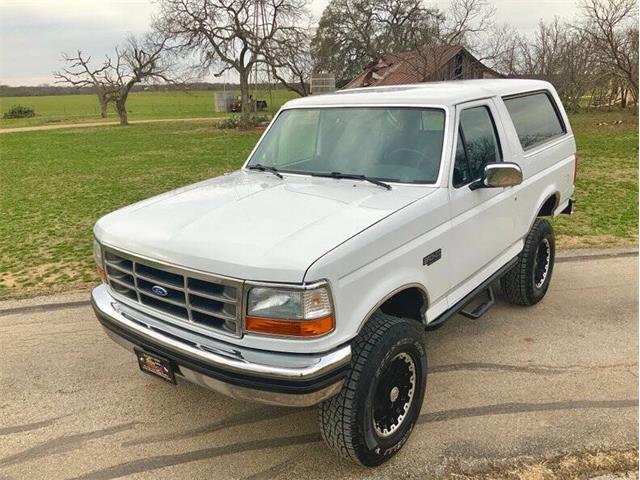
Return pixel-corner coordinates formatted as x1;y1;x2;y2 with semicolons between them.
345;45;502;89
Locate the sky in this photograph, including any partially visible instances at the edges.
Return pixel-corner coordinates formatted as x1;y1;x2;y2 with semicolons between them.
0;0;579;86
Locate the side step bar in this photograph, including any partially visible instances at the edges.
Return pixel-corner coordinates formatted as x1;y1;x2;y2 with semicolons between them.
459;286;495;319
426;256;518;330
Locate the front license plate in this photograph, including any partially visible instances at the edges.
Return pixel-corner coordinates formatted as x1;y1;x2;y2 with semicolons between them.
134;349;176;384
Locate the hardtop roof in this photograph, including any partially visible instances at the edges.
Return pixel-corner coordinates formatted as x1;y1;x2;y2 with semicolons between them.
283;79;555;109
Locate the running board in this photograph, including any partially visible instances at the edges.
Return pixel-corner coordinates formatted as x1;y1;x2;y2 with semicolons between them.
459;286;495;319
426;256;518;330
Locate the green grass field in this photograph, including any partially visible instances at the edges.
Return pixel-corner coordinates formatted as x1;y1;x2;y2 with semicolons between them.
0;89;298;128
0;108;637;298
551;110;638;248
0;121;262;297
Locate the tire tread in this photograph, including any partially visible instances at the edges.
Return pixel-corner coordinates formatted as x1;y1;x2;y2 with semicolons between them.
318;312;412;463
501;218;554;306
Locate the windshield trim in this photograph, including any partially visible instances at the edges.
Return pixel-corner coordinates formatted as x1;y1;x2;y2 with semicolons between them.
242;104;451;187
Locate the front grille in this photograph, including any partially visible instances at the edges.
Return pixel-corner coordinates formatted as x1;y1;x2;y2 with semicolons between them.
103;248;243;337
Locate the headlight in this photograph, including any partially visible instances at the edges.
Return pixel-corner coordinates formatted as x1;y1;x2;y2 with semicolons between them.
93;238;106;283
245;283;334;337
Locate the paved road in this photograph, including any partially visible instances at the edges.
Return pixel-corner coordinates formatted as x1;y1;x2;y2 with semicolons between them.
0;255;637;479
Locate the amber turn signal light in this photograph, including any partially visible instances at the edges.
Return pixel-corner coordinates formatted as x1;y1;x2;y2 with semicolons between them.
245;315;334;337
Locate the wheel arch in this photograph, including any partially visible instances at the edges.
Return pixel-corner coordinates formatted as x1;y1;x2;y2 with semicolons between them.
526;189;561;232
356;283;429;335
537;192;560;217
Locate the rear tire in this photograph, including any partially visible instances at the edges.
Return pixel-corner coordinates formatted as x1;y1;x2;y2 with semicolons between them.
318;312;427;466
501;218;555;306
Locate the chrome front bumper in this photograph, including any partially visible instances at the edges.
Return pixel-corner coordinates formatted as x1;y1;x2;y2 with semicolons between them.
91;284;351;407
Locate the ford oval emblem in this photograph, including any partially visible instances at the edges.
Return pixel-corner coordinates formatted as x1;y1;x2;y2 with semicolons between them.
151;285;168;297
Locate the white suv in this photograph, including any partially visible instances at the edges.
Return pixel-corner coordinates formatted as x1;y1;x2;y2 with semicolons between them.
91;79;576;465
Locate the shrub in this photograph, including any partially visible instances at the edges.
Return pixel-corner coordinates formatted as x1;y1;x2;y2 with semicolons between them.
3;105;35;119
215;116;241;129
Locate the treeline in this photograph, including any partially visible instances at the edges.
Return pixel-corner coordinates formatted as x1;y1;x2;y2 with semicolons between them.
0;82;288;98
487;1;638;111
312;0;638;111
18;0;635;127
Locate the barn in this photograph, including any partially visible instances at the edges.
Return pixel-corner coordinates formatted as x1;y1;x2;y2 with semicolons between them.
345;45;502;89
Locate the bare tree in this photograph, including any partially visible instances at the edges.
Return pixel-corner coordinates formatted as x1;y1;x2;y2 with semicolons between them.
266;28;313;96
156;0;308;128
475;24;521;75
55;34;172;125
438;0;494;48
107;34;172;124
517;19;567;77
491;18;599;111
54;52;112;118
579;0;639;105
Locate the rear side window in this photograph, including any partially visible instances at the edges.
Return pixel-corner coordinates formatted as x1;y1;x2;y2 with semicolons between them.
503;91;566;150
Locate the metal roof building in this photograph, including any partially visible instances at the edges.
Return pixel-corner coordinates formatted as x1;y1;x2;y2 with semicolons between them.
345;46;502;89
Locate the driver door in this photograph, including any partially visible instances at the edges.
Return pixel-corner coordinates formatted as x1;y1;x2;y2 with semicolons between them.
446;99;517;305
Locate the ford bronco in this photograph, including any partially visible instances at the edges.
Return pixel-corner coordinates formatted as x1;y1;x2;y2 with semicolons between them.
91;79;576;465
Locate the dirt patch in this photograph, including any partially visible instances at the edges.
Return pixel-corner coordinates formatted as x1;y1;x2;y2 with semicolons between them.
0;280;96;300
447;448;638;480
0;261;94;296
557;235;638;250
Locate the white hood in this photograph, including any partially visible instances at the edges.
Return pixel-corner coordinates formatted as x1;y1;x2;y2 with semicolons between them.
95;170;437;282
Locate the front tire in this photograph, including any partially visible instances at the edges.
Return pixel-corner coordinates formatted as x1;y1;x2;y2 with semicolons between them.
319;312;427;466
501;218;555;306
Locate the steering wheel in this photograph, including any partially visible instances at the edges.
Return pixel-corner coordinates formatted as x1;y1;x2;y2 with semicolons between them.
384;147;429;168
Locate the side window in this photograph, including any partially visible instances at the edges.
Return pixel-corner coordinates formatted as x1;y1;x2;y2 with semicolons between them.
453;106;502;188
503;91;566;150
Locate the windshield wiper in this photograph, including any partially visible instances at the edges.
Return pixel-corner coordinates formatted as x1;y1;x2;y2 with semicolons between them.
247;163;283;179
311;171;392;190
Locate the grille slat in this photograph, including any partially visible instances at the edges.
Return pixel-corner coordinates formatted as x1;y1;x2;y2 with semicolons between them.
135;273;185;291
109;276;136;290
190;305;236;322
186;289;235;304
104;248;242;337
104;261;133;275
135;263;183;287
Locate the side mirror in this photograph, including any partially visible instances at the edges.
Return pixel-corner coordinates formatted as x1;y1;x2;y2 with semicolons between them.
469;162;523;190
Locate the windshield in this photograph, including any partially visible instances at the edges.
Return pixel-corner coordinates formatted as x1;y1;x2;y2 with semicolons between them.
246;107;446;184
